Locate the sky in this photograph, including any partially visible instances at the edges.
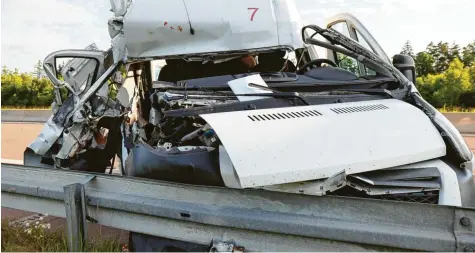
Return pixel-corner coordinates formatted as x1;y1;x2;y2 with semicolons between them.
1;0;474;73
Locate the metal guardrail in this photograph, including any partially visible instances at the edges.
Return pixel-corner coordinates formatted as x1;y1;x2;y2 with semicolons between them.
1;110;52;123
2;163;474;252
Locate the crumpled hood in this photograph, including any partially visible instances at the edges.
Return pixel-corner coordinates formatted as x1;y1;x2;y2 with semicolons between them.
201;99;447;188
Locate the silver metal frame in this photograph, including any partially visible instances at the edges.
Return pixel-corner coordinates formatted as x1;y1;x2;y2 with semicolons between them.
2;163;474;252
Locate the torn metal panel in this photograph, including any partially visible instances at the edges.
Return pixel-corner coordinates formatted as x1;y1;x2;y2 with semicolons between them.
352;167;441;181
55;123;93;161
71;105;90;124
259;166;444;198
111;33;127;64
259;170;347;196
53;96;76;126
27;116;64;156
345;180;439;196
110;0;130;17
349;175;441;189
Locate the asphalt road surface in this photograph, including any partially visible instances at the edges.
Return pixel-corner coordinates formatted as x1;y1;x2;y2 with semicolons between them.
1;123;128;244
3;122;475;161
2;122;475;244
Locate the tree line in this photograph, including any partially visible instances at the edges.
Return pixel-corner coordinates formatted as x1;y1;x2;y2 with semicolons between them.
1;60;106;108
1;61;57;107
1;41;475;108
401;40;475;108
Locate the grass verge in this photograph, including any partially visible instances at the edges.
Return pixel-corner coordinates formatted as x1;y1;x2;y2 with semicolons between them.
438;106;475;113
1;219;125;252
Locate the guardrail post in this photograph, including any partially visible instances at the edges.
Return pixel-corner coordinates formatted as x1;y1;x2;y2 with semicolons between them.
63;183;88;252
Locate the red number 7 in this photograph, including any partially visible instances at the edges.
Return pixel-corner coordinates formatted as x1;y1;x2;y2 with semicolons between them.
248;8;259;21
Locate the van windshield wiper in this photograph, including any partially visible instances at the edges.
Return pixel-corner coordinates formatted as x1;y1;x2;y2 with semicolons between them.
330;86;411;99
234;92;310;105
236;82;310;105
330;88;394;98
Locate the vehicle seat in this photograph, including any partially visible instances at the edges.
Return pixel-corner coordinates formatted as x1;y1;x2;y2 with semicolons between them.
158;59;187;82
255;51;296;72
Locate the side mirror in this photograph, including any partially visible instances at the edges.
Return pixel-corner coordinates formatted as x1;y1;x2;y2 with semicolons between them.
392;54;416;84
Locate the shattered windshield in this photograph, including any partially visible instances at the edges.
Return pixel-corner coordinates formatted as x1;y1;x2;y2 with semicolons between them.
146;24;407;95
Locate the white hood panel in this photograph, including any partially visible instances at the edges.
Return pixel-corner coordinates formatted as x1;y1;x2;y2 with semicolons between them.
201;99;446;188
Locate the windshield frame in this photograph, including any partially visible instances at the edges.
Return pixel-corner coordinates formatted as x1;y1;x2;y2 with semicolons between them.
301;25;409;87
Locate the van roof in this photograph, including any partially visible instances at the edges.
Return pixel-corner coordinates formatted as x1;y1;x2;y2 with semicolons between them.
115;0;304;60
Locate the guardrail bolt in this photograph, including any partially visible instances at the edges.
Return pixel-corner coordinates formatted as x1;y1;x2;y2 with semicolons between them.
460;217;471;226
463;246;475;252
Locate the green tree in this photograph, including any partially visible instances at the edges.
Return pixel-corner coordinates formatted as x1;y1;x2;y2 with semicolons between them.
414;52;435;76
340;57;358;74
400;40;415;59
434;42;450;73
469;64;475;87
32;60;44;79
2;65;9;76
426;42;440;63
462;41;475;67
448;42;462;63
1;65;55;107
416;73;444;106
437;58;472;106
416;58;472;107
425;41;453;73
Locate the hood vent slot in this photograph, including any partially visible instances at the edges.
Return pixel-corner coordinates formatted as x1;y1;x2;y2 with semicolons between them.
248;110;322;122
331;104;389;114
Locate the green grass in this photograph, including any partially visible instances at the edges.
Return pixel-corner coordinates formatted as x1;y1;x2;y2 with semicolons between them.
438;106;475;113
1;219;125;252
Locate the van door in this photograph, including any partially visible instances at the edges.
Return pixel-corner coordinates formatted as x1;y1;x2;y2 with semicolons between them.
43;44;111;104
326;13;390;62
324;13;390;77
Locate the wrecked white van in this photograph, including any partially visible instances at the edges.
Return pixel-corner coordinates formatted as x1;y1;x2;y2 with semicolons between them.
26;0;474;209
